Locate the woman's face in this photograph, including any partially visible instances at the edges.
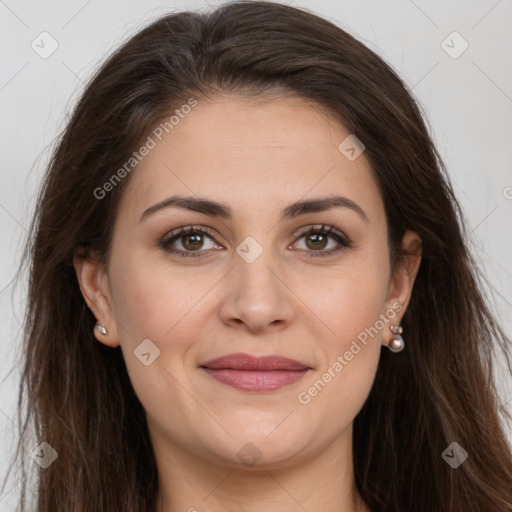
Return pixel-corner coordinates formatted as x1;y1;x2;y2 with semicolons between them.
76;94;420;470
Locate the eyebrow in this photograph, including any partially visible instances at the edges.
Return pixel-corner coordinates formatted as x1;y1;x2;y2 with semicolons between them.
139;194;369;224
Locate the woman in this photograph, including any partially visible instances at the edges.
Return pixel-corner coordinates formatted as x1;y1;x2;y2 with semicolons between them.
7;1;512;510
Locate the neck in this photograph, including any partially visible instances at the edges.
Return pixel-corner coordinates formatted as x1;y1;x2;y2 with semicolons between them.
152;424;371;512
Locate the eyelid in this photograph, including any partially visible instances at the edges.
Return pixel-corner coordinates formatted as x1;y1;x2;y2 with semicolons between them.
160;225;221;251
293;223;351;243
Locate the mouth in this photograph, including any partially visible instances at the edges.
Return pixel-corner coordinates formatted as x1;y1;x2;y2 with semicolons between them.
199;353;312;392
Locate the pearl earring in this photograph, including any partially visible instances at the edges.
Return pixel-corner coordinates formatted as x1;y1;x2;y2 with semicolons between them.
95;323;108;336
388;324;404;352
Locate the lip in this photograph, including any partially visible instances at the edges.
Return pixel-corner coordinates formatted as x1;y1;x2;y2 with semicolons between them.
199;353;312;392
200;353;310;371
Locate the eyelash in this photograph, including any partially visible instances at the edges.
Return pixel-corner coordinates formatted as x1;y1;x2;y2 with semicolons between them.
160;224;352;259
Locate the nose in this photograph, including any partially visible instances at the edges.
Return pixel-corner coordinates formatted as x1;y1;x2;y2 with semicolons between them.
218;238;296;334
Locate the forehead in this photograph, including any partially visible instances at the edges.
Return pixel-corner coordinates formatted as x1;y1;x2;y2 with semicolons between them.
116;94;384;225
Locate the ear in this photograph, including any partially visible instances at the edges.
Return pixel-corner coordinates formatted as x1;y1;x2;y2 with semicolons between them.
383;230;422;344
73;249;120;347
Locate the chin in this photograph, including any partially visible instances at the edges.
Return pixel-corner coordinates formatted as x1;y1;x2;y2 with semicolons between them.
205;428;312;470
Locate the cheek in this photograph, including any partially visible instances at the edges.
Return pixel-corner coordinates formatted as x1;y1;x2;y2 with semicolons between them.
296;290;383;437
295;258;388;419
313;255;389;342
324;275;385;373
109;246;210;342
108;251;210;412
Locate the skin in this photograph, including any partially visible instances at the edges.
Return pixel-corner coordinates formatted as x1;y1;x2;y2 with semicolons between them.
74;94;422;512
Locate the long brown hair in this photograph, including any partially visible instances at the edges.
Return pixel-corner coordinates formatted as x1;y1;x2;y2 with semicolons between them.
6;1;512;510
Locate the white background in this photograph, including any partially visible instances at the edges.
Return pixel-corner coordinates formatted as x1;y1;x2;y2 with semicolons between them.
1;0;511;508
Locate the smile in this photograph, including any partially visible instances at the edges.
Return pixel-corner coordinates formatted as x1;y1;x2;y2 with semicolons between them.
199;352;312;391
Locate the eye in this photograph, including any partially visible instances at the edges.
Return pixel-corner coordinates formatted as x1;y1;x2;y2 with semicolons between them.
160;226;222;258
290;224;352;257
160;224;352;258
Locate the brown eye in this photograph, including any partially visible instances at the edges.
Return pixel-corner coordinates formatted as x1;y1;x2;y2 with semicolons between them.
292;224;352;257
181;232;205;251
304;232;329;251
160;224;352;259
160;226;221;258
